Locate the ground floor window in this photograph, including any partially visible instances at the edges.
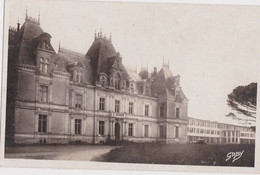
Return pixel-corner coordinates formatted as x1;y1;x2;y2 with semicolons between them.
175;126;179;138
159;126;165;138
75;119;82;135
128;123;133;136
99;121;105;135
144;125;149;137
38;114;47;133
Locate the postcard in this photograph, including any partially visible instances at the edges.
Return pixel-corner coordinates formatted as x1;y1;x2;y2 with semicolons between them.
0;0;259;174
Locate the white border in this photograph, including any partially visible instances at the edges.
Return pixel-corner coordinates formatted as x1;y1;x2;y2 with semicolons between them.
1;0;260;175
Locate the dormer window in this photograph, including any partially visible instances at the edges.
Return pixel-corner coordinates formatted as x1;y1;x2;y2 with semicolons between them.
100;76;106;87
75;70;83;83
40;57;49;73
130;82;134;93
115;79;120;90
144;85;150;96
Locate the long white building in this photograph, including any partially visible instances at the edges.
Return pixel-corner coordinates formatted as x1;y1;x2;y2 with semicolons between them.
187;117;255;144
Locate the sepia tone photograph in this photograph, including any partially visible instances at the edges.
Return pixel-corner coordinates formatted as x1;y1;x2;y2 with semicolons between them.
1;0;260;173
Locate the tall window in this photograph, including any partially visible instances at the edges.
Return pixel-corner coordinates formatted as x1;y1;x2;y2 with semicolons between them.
75;94;82;109
39;85;48;102
75;119;82;135
176;108;180;119
130;83;134;93
145;105;149;116
160;104;165;118
128;123;133;136
159;126;164;138
115;79;120;90
99;121;105;135
115;100;120;113
145;85;150;95
40;58;49;73
38;114;47;133
75;70;82;83
144;125;149;137
129;102;134;114
175;126;179;138
99;98;105;111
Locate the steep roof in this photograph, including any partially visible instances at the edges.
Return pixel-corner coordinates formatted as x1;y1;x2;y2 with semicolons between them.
14;18;44;65
85;37;117;82
151;65;176;96
125;67;142;81
57;47;92;82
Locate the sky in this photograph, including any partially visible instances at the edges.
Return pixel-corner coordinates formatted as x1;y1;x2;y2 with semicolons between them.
6;0;260;126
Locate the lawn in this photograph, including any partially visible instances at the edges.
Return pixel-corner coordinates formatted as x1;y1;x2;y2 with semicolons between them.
100;143;255;167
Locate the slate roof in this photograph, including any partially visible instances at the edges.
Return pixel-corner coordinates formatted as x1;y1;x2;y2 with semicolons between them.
151;65;176;96
14;19;44;65
125;67;142;81
57;48;93;82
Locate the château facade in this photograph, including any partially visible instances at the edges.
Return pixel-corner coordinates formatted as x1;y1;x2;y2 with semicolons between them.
6;14;189;144
6;14;255;145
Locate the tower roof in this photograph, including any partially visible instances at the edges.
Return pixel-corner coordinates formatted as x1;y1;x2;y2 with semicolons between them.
85;35;117;82
12;18;44;65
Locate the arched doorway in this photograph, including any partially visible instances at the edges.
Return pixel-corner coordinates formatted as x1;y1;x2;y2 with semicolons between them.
115;122;120;140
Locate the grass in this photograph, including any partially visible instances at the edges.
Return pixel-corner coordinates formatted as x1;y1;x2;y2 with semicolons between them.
100;143;255;167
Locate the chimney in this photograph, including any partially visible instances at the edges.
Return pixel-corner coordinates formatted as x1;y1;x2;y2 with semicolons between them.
17;21;20;31
153;67;157;74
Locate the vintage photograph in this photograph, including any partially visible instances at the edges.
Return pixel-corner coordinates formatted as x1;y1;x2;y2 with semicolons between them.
1;0;259;172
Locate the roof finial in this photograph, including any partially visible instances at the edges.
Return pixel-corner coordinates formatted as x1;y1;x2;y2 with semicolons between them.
25;6;28;20
163;57;165;66
95;30;97;39
38;11;40;24
100;28;102;37
58;41;61;51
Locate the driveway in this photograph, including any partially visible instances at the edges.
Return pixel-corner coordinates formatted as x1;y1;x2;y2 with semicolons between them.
5;145;118;161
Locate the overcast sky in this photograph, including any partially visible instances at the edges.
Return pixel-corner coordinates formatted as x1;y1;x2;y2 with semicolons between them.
7;0;260;126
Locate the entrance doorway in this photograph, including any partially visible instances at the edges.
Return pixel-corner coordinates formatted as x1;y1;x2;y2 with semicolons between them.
115;122;120;140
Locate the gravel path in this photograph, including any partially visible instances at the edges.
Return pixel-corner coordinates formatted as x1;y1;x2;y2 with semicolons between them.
5;145;117;161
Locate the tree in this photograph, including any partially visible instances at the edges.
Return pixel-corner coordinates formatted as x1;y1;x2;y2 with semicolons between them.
226;82;257;123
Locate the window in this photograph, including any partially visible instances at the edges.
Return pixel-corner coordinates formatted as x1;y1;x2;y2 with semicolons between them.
176;94;181;102
99;98;105;111
39;58;49;73
99;121;105;135
75;119;82;135
115;100;120;113
175;126;179;138
159;126;165;138
160;104;165;118
75;70;82;83
129;102;134;114
176;108;180;119
130;83;134;93
115;79;120;90
144;125;149;137
39;85;48;102
145;105;149;116
75;94;82;109
38;114;47;133
100;76;106;87
145;85;150;95
128;123;133;136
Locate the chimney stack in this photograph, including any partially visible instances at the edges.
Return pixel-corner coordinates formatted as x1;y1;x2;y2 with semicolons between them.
17;20;20;31
153;67;157;74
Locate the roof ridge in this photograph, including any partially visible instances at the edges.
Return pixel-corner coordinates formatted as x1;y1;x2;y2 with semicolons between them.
59;47;85;57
